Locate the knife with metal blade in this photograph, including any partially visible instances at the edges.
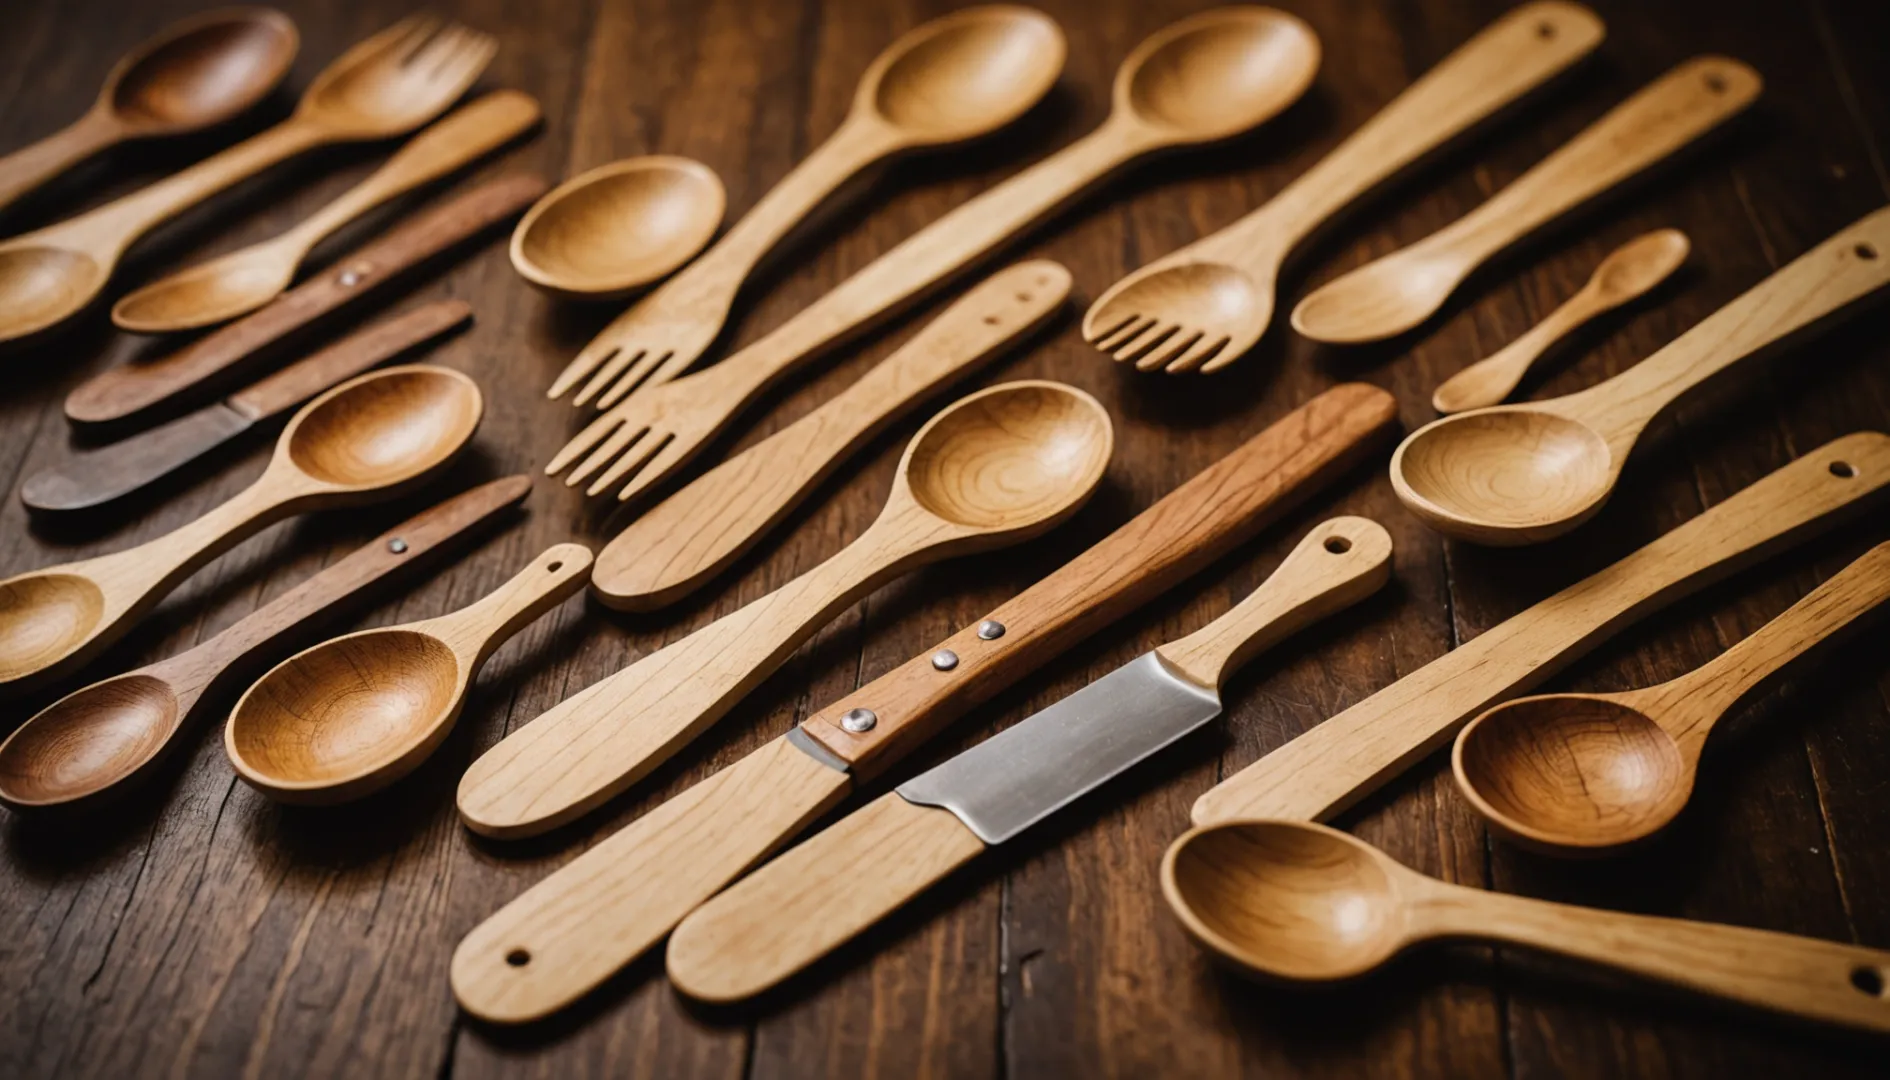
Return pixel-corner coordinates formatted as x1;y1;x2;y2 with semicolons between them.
449;382;1399;1024
663;516;1393;1003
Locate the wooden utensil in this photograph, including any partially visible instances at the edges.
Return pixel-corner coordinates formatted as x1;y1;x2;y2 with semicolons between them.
666;518;1393;1004
1082;1;1604;374
1454;539;1890;856
64;175;544;426
449;384;1394;1023
1391;206;1890;545
547;5;1065;396
1163;819;1890;1034
112;91;540;333
1193;431;1890;828
458;381;1112;837
24;301;471;513
509;157;724;301
591;260;1070;610
226;543;590;804
0;15;495;345
0;365;481;697
0;476;529;812
550;7;1322;502
1291;58;1760;345
1431;229;1688;413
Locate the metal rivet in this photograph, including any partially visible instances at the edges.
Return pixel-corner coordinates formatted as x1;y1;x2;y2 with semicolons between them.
387;538;408;554
931;650;959;671
841;708;877;733
338;269;363;287
977;620;1005;641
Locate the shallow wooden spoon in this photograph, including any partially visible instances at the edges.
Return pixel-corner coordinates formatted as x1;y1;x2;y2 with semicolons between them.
1163;819;1890;1034
0;9;298;214
1453;539;1890;856
509;157;725;301
1391;204;1890;545
0;365;481;697
226;542;591;804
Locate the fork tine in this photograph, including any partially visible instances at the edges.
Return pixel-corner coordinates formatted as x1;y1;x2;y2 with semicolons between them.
1193;338;1242;374
435;38;496;94
393;14;444;59
1092;315;1149;353
1084;312;1136;347
593;350;674;409
1112;322;1174;364
1168;335;1231;374
567;422;649;488
599;433;682;502
550;343;619;400
573;348;647;407
1136;329;1201;372
547;411;623;475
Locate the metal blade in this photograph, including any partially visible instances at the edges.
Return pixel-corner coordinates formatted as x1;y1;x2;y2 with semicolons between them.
20;404;253;513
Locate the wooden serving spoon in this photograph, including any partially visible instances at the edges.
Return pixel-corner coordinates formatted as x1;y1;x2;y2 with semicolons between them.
0;15;495;345
1431;229;1689;413
509;157;725;301
0;9;298;214
1291;57;1759;345
112;91;541;333
0;476;528;812
0;365;481;697
1391;205;1890;545
1163;819;1890;1034
547;5;1065;395
1454;539;1890;856
225;543;591;804
459;381;1112;838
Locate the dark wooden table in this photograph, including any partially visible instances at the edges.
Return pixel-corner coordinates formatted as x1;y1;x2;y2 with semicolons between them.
3;0;1888;1076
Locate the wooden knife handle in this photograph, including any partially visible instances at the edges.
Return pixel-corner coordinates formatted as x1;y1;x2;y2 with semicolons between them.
1193;431;1890;827
800;383;1399;777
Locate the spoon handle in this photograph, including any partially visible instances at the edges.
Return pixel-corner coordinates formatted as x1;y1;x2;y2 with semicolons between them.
422;543;593;667
0;107;123;213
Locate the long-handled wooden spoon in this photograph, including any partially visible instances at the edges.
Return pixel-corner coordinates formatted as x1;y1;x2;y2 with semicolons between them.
1431;228;1688;413
550;7;1321;502
1081;1;1605;374
0;476;528;812
112;91;540;333
0;365;481;697
1291;57;1759;345
225;543;591;804
509;157;725;301
0;9;298;214
459;381;1112;838
1454;539;1890;856
1391;205;1890;546
0;15;495;345
1163;819;1890;1034
546;5;1065;393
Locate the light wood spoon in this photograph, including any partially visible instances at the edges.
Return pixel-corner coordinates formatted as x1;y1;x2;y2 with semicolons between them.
0;9;298;214
0;476;528;812
226;543;591;804
1391;205;1890;545
0;365;482;697
510;156;725;301
1431;228;1688;413
112;90;541;333
1454;539;1890;856
1082;1;1605;374
1163;819;1890;1034
459;381;1112;838
547;5;1065;394
1291;57;1759;344
0;15;495;345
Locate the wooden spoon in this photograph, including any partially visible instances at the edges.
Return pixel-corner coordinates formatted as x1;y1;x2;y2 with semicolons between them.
509;157;725;301
0;476;528;812
0;9;298;214
112;91;541;333
1454;539;1890;856
0;365;481;697
1391;205;1890;545
458;381;1112;838
546;4;1064;393
226;543;591;804
0;15;495;345
1291;57;1759;345
1431;228;1688;413
1163;819;1890;1034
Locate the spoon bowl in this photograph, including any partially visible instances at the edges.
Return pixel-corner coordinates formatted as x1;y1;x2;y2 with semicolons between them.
900;380;1113;531
0;674;179;806
0;247;107;340
0;575;108;686
865;7;1063;140
1391;408;1614;545
108;9;300;133
511;157;725;300
1115;8;1320;139
284;366;482;488
111;245;291;331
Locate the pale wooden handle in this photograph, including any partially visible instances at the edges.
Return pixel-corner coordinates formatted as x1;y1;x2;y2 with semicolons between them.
591;260;1073;610
0;108;121;212
1193;431;1890;826
667;791;983;1003
1157;517;1392;689
1431;289;1605;413
427;543;591;665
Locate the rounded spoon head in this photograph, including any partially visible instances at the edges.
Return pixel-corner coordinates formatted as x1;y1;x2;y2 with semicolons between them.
1454;694;1695;855
110;243;294;332
0;573;106;687
0;673;180;810
1390;407;1616;545
103;9;299;134
0;246;110;343
860;5;1064;142
1289;249;1470;344
280;364;483;493
1591;228;1691;302
510;156;725;300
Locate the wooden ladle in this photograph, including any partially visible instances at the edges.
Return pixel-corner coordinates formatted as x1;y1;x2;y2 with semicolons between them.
458;381;1112;838
1453;539;1890;856
0;365;481;697
1390;204;1890;545
1163;819;1890;1034
0;9;298;214
226;543;592;804
509;157;726;301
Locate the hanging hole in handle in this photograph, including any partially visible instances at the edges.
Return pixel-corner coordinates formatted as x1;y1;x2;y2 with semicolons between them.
1704;73;1727;93
1830;461;1858;479
1016;293;1032;303
547;561;564;573
1324;536;1352;554
1850;966;1884;997
1856;243;1879;261
1535;20;1556;40
506;949;531;967
983;315;1001;326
